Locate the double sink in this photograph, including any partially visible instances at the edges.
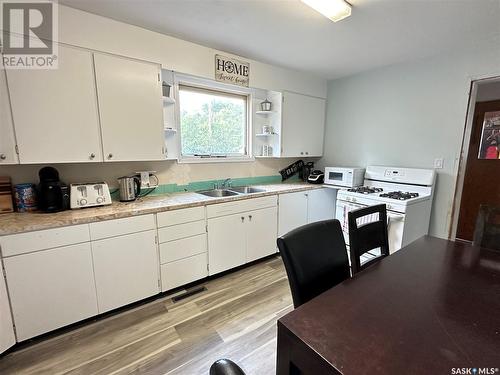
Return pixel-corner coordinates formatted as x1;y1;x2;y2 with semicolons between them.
197;186;266;198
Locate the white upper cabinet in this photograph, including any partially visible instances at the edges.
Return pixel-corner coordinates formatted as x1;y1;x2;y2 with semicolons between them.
93;53;165;162
5;45;103;163
281;91;326;157
0;61;18;165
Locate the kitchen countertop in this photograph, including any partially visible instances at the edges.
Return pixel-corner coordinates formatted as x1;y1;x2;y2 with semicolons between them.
0;183;329;236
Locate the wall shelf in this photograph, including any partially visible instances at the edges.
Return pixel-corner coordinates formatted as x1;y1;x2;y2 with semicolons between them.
256;133;278;137
164;127;177;133
255;110;276;115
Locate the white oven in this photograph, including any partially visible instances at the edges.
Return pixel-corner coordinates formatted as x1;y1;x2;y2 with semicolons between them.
324;167;365;188
335;199;405;254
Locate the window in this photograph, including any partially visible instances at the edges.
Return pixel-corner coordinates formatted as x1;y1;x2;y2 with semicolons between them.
179;84;249;160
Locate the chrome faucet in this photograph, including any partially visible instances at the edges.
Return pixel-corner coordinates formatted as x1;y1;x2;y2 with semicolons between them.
221;178;232;189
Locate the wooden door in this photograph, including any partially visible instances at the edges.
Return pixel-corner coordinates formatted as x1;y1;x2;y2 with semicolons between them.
281;91;326;157
91;230;159;313
246;206;278;262
6;45;103;163
0;61;18;165
208;213;246;275
456;100;500;241
307;188;337;223
3;243;98;341
0;268;16;353
93;53;165;162
278;192;308;237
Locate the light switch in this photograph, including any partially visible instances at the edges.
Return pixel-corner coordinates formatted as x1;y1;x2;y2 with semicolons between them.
434;158;444;169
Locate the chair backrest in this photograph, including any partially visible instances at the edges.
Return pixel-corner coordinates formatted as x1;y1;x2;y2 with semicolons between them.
473;205;500;251
348;204;389;274
277;219;350;308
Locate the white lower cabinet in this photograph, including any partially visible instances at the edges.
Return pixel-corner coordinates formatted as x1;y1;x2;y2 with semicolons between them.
3;243;98;341
91;230;159;313
157;207;208;292
0;266;16;353
208;213;247;275
208;197;278;275
278;188;337;237
246;206;278;262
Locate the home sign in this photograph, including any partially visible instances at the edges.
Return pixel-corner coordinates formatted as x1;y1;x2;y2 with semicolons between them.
215;54;249;87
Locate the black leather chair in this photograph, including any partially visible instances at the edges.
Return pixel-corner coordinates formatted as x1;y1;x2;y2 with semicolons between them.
348;204;389;275
277;219;350;308
209;359;246;375
473;205;500;251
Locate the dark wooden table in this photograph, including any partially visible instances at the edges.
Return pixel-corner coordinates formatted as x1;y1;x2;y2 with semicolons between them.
277;236;500;375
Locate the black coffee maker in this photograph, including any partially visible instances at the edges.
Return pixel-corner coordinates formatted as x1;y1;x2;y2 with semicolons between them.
38;167;70;212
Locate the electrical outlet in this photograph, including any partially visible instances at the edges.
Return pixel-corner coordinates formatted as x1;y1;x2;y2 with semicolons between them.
434;158;444;169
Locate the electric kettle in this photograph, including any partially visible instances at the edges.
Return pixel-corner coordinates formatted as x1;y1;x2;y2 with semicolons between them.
118;176;141;202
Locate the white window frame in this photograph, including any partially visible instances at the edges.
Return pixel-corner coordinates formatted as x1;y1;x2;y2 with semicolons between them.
174;73;254;163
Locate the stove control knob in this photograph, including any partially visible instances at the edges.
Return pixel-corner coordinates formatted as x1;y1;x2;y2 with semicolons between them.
352;198;357;203
96;197;104;204
80;199;87;206
387;204;392;210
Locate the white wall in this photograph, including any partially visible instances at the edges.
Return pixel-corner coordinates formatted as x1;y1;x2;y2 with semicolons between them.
0;5;326;186
320;44;500;239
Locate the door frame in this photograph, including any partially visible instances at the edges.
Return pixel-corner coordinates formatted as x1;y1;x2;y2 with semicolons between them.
449;74;500;239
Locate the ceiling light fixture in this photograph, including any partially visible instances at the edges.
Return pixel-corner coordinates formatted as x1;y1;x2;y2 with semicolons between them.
301;0;352;22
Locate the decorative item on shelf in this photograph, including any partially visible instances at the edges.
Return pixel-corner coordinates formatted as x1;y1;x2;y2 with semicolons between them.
162;81;171;98
0;177;15;214
260;99;272;112
262;125;273;134
13;182;37;213
279;160;305;181
261;145;273;157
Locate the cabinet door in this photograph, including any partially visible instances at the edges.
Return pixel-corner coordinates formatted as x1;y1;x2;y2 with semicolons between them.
246;206;278;262
278;192;308;237
5;45;102;163
281;91;326;157
0;269;15;353
91;230;159;313
208;213;246;275
307;188;337;223
94;53;164;162
3;243;98;341
0;61;18;165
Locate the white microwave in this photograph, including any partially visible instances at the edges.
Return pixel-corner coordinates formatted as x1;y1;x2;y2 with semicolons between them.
324;167;365;188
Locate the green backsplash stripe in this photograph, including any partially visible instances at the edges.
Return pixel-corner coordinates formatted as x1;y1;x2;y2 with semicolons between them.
110;174;299;200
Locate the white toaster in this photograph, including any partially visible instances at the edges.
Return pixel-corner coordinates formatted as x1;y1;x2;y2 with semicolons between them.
70;182;112;209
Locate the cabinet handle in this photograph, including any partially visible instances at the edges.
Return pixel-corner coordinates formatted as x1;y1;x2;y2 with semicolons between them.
0;154;6;160
300;152;304;155
304;193;309;197
90;153;96;159
241;216;245;222
108;153;113;159
305;152;309;155
248;215;252;221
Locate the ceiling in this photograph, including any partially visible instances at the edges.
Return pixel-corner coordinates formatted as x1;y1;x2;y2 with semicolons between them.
60;0;500;79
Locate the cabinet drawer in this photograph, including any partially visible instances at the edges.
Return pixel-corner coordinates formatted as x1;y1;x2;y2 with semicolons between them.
157;206;205;228
158;220;205;243
160;253;208;291
159;234;207;264
89;214;155;240
0;224;90;257
207;195;277;218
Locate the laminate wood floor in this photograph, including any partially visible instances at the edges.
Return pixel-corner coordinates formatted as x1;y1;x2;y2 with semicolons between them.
0;256;292;375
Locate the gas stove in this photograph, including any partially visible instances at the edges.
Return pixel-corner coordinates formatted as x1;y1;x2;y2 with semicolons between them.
379;191;419;201
335;166;436;254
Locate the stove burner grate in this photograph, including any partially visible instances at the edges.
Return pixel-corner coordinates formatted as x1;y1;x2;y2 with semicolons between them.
379;191;419;201
347;186;383;194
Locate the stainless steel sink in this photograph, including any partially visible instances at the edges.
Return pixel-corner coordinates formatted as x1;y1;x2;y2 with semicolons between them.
197;189;240;198
229;186;266;194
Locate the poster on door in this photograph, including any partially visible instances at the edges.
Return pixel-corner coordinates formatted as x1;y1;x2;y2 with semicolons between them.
478;110;500;159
